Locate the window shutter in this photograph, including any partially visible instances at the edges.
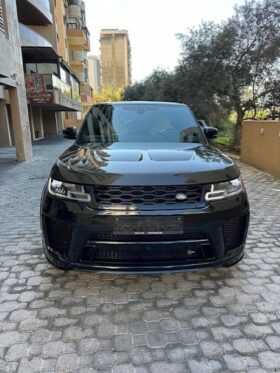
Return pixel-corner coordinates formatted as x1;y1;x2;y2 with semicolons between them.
0;1;5;34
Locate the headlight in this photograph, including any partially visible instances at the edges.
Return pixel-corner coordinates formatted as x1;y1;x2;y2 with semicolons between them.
205;177;243;201
48;178;91;202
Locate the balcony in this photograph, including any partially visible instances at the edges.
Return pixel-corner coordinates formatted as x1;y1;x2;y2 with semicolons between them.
25;73;82;112
67;28;90;51
19;23;58;62
69;51;85;66
17;0;53;25
70;70;85;83
68;3;82;18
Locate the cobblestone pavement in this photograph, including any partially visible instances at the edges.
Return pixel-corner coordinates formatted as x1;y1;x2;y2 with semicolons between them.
0;136;280;373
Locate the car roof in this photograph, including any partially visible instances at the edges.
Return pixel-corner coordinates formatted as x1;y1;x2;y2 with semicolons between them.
95;101;188;107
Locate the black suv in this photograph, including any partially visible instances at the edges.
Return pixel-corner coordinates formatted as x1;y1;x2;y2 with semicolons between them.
41;102;250;273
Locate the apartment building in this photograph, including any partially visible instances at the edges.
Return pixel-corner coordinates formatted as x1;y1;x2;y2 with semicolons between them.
67;0;93;124
0;0;96;160
0;0;32;161
100;29;131;89
20;0;82;140
88;55;101;94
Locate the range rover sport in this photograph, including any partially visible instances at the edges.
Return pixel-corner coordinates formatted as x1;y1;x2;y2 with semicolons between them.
41;102;250;273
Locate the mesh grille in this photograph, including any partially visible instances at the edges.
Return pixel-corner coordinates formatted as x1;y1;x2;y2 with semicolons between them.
45;218;72;257
223;216;247;251
94;185;203;208
81;244;214;265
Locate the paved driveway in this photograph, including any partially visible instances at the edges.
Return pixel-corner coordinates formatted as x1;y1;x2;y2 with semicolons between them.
0;137;280;373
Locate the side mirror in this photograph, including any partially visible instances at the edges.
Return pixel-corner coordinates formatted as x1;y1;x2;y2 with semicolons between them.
204;127;218;139
62;127;77;139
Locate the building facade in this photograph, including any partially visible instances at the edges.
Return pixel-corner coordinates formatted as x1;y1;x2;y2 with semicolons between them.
100;29;131;89
0;0;95;159
88;55;101;94
0;0;32;161
20;0;82;140
66;0;93;124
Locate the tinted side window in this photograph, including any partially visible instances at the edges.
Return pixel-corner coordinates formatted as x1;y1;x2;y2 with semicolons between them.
77;106;117;143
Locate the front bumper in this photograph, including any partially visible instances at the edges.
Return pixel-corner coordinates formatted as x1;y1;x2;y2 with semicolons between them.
41;188;250;273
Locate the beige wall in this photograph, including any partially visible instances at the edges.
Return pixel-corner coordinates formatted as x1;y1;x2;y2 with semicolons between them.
28;24;57;50
100;31;131;89
29;0;69;60
241;120;280;178
54;0;69;63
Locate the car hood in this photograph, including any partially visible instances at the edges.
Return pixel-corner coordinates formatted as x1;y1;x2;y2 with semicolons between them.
50;142;240;185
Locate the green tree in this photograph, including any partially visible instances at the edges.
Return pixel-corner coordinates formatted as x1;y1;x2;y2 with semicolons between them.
124;66;229;127
178;0;280;145
94;86;124;103
262;79;280;119
124;69;177;101
125;0;280;146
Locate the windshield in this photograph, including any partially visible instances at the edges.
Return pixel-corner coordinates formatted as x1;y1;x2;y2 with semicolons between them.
76;103;204;144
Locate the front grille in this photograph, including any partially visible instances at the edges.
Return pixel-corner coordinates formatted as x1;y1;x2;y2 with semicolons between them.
81;243;214;265
94;185;203;209
45;218;72;257
223;216;247;251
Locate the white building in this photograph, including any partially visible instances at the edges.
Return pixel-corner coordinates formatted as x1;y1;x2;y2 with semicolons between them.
88;55;101;94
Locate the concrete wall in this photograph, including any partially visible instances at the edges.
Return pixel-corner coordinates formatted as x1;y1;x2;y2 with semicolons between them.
0;100;12;145
0;86;4;99
42;110;57;135
0;0;32;161
241;120;280;178
29;106;44;140
0;31;11;78
26;0;70;65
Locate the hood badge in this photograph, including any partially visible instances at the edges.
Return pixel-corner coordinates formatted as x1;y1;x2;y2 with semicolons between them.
175;193;188;201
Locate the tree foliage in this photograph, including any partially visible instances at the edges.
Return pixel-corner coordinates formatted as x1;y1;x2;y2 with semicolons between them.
94;87;124;103
124;0;280;145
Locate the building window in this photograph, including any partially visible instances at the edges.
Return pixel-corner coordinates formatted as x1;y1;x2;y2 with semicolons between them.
67;22;78;29
25;63;58;76
0;0;8;36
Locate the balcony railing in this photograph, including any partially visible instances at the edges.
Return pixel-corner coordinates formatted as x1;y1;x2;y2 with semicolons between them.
67;28;90;51
19;23;51;48
70;50;85;62
45;74;72;97
25;73;82;111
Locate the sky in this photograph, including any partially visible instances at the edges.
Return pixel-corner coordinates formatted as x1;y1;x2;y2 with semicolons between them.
84;0;246;83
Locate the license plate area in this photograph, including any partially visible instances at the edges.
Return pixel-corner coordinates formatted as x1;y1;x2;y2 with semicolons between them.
114;216;183;235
